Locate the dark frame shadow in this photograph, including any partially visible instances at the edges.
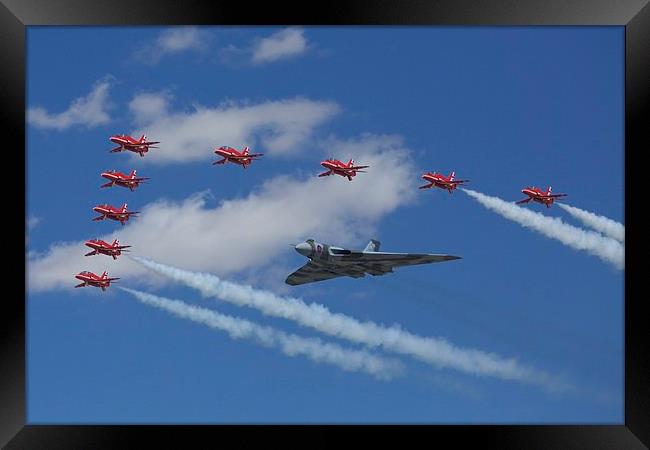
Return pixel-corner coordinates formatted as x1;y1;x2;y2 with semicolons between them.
5;0;648;447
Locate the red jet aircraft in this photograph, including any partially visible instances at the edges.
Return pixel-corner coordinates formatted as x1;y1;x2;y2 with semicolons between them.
419;171;469;193
74;270;120;291
213;146;264;168
92;203;139;226
100;170;149;191
84;238;131;260
318;158;369;181
516;186;567;208
109;134;160;157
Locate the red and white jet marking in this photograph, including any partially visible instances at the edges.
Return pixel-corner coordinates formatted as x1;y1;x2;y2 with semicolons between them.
100;170;149;191
419;171;469;193
213;146;264;168
84;238;131;260
318;158;369;181
92;203;139;226
109;134;160;157
516;186;567;208
74;270;120;291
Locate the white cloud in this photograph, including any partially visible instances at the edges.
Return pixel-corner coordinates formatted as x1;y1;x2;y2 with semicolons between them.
157;27;203;52
135;27;207;64
27;77;113;130
127;93;340;164
27;134;417;293
27;216;41;230
26;216;42;248
251;27;308;64
127;91;171;123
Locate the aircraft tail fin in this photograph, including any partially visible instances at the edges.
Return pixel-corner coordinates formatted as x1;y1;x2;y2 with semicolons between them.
348;159;354;167
450;171;455;181
101;271;107;279
547;186;552;195
130;170;136;178
363;239;381;253
243;146;249;155
140;134;146;143
112;238;119;246
121;203;128;213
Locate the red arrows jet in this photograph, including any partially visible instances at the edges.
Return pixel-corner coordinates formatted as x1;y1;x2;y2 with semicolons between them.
74;270;120;291
318;158;369;181
100;170;149;191
92;203;139;226
109;134;160;157
213;146;264;168
516;186;567;208
84;238;131;260
419;171;469;193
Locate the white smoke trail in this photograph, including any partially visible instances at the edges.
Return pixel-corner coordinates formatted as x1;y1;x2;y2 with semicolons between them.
130;256;566;392
461;189;624;270
119;287;404;380
557;203;625;243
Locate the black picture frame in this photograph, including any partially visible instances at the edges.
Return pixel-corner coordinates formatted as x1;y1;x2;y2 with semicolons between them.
6;0;648;447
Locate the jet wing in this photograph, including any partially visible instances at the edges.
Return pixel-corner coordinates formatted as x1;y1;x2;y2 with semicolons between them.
348;252;461;269
339;253;459;278
229;153;264;159
286;253;460;285
285;261;360;286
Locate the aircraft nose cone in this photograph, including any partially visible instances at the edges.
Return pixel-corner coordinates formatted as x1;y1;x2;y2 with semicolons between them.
295;242;312;257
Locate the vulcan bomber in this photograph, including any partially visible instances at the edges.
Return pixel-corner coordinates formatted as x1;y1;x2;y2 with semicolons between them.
286;239;461;286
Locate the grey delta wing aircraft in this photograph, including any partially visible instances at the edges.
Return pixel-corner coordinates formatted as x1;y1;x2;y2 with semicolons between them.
285;239;461;286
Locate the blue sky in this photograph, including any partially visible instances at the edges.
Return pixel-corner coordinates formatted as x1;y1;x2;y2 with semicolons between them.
26;26;624;423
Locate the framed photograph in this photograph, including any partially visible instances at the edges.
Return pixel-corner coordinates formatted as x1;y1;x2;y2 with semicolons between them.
7;0;647;447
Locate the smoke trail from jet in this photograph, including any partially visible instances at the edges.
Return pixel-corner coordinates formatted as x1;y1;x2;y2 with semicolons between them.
130;256;566;392
557;203;625;243
119;287;404;380
461;189;624;270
